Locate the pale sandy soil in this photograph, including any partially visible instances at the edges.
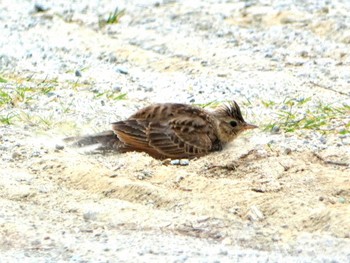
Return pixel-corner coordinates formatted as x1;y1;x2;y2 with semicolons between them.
0;0;350;262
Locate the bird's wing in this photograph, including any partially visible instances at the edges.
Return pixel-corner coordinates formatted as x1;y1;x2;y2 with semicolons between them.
112;116;215;159
148;116;213;158
111;119;163;157
128;103;205;122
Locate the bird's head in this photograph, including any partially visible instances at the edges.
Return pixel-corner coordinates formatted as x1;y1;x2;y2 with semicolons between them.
213;101;257;143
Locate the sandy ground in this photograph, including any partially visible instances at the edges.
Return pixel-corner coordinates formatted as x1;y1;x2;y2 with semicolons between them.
1;0;350;262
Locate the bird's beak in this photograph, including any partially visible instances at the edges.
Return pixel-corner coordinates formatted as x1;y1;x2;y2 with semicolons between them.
243;123;258;130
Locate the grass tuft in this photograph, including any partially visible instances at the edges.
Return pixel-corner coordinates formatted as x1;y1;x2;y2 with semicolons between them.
195;100;221;108
0;112;17;125
99;7;125;27
93;90;127;101
0;76;7;83
262;97;350;135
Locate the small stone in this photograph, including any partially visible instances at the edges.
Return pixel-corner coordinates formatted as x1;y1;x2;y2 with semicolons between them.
247;205;264;221
284;148;292;155
113;86;122;92
201;61;208;66
31;151;41;157
108;55;117;63
217;73;227;77
75;70;82;77
271;125;280;134
170;159;180;165
228;207;239;214
196;216;209;223
329;198;336;204
34;4;49;12
83;212;97;221
12;151;21;159
144;86;153;92
141;171;152;177
319;136;327;144
321;7;329;13
14;172;33;182
338;197;346;204
300;51;308;58
179;159;190;166
218;249;228;255
55;144;64;150
136;174;145;180
38;186;50;193
116;66;128;75
46;92;56;97
175;175;184;183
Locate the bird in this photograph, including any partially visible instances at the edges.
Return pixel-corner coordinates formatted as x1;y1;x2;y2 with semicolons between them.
64;101;257;159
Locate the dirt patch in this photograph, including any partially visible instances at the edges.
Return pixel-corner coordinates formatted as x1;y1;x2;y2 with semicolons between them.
11;136;347;252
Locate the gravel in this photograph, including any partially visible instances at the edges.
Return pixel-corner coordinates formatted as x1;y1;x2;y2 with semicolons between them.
1;0;350;262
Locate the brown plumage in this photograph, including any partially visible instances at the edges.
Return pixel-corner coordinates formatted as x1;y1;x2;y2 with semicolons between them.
64;101;257;159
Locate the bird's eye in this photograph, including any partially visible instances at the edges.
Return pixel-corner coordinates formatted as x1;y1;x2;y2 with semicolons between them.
229;120;237;127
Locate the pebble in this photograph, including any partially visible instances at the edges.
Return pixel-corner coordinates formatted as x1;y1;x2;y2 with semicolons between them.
113;86;122;92
170;159;180;165
116;66;128;75
12;151;22;159
196;216;210;223
338;197;346;204
33;3;49;13
271;125;280;134
175;175;185;183
136;174;146;180
75;70;82;77
108;55;117;63
319;136;327;144
55;144;64;150
271;234;281;242
83;212;98;221
31;151;41;157
13;172;33;183
284;148;292;155
219;249;228;255
170;159;190;166
247;206;264;221
37;185;51;193
179;159;190;166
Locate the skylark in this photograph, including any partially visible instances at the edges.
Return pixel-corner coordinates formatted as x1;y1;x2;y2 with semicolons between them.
65;101;257;159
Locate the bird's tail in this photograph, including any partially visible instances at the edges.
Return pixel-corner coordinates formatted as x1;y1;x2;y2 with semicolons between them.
64;130;120;151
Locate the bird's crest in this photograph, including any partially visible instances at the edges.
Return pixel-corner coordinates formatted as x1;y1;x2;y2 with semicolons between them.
216;101;245;122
